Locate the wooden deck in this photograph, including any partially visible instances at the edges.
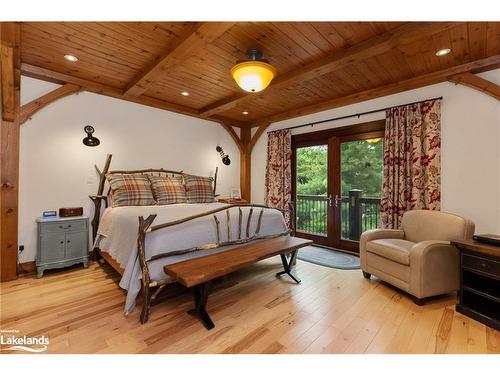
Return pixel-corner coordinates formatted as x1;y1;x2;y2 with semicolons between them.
1;258;498;354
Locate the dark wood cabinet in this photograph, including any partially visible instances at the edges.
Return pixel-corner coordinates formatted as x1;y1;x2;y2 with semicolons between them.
452;240;500;331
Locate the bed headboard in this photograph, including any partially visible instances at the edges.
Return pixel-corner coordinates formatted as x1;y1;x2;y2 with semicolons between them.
89;154;218;242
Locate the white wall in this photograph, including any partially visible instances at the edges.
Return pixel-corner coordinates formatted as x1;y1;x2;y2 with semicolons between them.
19;77;240;263
252;69;500;234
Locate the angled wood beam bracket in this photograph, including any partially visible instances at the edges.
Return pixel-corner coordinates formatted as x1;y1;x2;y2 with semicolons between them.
448;72;500;100
199;22;461;117
218;122;244;153
249;122;271;152
124;22;235;98
20;84;81;124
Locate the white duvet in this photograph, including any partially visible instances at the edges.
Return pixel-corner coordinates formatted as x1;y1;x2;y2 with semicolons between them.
94;203;288;314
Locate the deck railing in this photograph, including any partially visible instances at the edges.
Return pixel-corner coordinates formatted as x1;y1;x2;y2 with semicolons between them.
296;190;381;240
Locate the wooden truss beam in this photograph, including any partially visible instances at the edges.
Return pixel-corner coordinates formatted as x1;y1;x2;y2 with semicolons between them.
256;55;500;125
199;22;461;118
218;121;270;202
124;22;235;98
20;84;81;124
448;72;500;100
0;22;21;282
20;63;246;128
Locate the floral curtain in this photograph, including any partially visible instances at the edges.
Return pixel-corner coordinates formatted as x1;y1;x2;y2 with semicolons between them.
265;129;292;228
381;99;441;229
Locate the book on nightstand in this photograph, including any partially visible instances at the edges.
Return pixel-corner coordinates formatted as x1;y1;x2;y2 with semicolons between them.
473;234;500;247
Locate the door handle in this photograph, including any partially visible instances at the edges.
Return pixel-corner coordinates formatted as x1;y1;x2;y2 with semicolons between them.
328;194;333;207
334;195;342;208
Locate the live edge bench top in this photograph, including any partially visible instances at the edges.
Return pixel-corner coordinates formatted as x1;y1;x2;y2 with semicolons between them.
164;236;313;288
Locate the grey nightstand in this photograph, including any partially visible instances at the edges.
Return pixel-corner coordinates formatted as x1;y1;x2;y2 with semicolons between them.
36;216;89;278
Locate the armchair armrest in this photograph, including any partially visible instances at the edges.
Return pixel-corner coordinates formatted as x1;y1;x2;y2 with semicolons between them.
359;229;405;269
409;240;459;298
360;229;405;243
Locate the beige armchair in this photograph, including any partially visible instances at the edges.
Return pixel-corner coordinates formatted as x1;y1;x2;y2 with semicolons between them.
360;210;475;304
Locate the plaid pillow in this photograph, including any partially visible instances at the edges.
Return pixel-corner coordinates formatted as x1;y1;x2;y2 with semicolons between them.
148;175;187;205
183;174;215;203
106;173;155;207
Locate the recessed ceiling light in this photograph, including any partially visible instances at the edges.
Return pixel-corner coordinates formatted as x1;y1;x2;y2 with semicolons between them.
242;111;249;115
64;54;78;62
181;91;190;96
435;48;451;57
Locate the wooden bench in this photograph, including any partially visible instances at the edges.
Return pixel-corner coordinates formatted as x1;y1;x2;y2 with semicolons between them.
163;236;312;330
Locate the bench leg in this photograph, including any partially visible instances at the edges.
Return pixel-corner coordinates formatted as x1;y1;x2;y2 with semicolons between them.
188;282;215;330
276;250;301;284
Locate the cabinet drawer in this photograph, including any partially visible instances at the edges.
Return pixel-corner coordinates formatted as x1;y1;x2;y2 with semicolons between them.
40;220;87;234
463;253;500;278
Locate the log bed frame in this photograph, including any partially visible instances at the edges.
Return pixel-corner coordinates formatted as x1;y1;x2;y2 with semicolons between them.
89;154;295;323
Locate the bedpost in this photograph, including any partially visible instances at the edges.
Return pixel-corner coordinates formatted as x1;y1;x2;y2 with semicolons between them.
213;166;218;197
89;154;112;243
137;214;157;324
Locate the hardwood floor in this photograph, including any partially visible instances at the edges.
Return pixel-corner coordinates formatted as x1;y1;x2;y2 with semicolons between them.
1;258;498;354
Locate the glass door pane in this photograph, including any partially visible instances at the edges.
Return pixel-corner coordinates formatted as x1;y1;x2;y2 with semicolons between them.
295;145;328;237
340;137;383;241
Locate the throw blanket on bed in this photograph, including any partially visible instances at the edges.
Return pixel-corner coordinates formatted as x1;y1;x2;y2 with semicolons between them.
95;203;288;314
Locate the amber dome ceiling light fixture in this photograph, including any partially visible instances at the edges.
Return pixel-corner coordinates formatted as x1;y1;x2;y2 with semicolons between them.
231;49;276;93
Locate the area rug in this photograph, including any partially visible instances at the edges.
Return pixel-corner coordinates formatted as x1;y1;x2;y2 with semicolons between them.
297;246;360;270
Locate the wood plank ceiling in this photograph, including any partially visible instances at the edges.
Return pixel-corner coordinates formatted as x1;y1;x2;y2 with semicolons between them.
19;22;500;127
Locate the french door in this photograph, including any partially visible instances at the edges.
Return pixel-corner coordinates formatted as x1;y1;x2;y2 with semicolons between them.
292;121;385;253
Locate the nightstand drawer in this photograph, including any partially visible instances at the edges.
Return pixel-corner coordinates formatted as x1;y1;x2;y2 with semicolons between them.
463;253;500;278
40;219;87;234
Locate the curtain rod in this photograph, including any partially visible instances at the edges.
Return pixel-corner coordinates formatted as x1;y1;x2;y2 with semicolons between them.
269;96;443;133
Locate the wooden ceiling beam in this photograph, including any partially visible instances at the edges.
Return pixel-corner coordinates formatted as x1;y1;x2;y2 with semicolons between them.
200;22;461;118
20;63;247;128
20;84;81;124
448;72;500;100
124;22;235;98
256;55;500;125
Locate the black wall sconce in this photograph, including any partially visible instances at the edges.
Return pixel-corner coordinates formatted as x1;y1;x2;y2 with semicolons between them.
82;125;100;147
216;146;231;165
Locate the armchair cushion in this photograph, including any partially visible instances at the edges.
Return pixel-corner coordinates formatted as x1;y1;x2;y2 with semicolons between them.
366;239;415;265
359;229;405;269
